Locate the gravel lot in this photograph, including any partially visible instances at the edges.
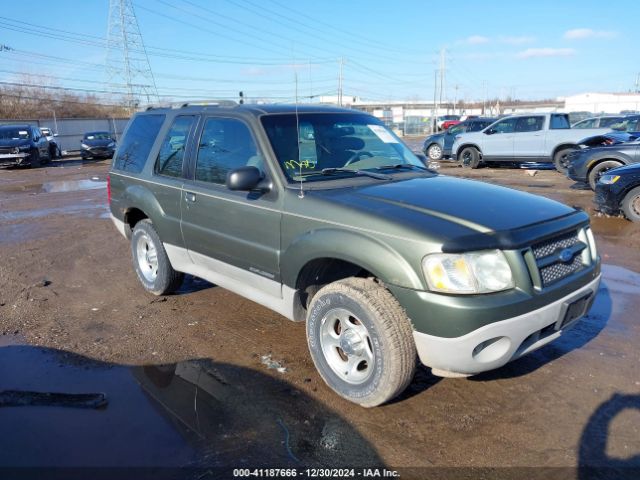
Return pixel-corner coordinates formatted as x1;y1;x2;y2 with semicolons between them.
0;152;638;477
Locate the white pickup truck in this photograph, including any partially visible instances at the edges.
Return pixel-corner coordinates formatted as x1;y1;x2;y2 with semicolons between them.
451;113;610;172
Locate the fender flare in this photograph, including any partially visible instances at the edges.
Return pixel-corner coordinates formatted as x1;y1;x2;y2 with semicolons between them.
281;228;425;290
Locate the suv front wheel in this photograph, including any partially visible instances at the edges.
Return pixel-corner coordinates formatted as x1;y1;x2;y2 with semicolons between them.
131;219;184;295
306;277;416;407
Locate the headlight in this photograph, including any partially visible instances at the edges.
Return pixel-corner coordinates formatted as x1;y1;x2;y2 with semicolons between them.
422;250;514;294
598;174;620;184
107;141;116;148
81;143;90;149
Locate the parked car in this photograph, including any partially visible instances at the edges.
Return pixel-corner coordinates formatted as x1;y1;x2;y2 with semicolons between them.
594;163;640;222
568;111;592;125
40;127;61;159
109;103;600;407
610;115;640;132
422;117;497;160
80;131;116;159
436;114;460;130
0;124;51;168
572;115;625;129
441;119;461;130
451;113;610;172
567;136;640;190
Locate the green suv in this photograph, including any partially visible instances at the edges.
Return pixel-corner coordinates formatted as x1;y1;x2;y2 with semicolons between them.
109;104;601;407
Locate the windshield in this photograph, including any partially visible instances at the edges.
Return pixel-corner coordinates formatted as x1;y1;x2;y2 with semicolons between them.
84;132;111;140
261;113;425;182
0;128;30;140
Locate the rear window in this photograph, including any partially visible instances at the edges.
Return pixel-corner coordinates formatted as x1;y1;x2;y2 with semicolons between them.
550;114;570;129
113;114;165;173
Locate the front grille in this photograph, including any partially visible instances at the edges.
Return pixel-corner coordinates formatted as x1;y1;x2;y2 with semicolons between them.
531;230;586;287
0;147;15;154
539;256;583;285
532;231;580;259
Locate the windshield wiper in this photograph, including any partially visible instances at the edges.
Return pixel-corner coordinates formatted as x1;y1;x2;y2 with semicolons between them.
320;168;391;180
375;163;429;171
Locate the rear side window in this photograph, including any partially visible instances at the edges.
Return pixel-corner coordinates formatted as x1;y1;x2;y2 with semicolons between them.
195;117;259;184
155;115;196;178
113;114;165;173
515;116;544;132
550;114;570;129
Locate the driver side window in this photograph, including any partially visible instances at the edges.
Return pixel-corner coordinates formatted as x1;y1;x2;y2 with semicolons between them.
491;118;517;134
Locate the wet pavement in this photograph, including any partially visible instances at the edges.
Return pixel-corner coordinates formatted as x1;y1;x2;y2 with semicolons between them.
0;154;639;478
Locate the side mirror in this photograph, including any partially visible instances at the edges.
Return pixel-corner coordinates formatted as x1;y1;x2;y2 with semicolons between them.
485;128;496;135
226;166;264;191
53;133;59;137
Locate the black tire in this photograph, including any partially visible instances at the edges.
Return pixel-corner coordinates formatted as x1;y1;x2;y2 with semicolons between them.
426;143;443;161
588;160;623;190
460;146;480;169
29;149;41;168
621;186;640;223
553;147;577;174
131;219;183;295
306;277;416;407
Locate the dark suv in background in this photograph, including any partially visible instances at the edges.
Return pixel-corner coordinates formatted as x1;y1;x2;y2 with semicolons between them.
422;117;496;160
80;131;117;160
0;124;51;168
109;104;600;407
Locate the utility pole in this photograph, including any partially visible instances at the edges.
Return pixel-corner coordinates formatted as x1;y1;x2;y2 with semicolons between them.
453;84;459;115
635;72;640;93
338;57;344;106
308;59;312;102
433;69;438;133
438;48;446;114
482;80;487;115
106;0;158;112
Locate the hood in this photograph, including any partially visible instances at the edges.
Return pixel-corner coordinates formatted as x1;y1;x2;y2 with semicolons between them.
609;162;640;175
0;138;30;148
317;176;575;235
83;138;114;147
423;132;445;144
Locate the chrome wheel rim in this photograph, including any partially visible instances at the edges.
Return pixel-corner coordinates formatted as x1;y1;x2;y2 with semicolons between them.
319;308;375;385
135;233;158;282
428;144;442;160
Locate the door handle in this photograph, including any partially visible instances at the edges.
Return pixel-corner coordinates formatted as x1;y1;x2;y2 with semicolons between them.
184;191;197;203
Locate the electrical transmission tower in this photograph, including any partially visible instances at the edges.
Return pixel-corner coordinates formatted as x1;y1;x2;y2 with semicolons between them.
106;0;158;110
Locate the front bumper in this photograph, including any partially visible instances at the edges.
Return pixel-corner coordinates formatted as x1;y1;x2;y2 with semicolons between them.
567;157;589;183
412;274;601;376
0;153;30;167
81;147;115;158
593;185;621;215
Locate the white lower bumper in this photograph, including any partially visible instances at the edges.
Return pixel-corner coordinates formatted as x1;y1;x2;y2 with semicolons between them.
413;274;601;376
110;214;127;238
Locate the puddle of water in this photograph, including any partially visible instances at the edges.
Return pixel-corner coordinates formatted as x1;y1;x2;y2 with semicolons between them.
0;342;382;469
0;202;109;222
41;179;106;193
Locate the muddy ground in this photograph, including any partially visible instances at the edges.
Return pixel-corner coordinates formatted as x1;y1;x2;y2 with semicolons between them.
0;152;639;479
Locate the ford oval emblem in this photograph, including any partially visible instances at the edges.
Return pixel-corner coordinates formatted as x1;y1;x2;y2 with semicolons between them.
559;248;574;263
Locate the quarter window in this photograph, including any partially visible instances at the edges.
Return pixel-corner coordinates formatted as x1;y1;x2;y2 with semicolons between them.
113;114;165;173
155;115;196;178
195;118;260;184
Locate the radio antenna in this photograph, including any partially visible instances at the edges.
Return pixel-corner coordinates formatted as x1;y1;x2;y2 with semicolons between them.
294;52;304;199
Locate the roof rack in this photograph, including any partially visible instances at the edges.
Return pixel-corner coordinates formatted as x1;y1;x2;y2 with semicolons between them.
176;100;238;108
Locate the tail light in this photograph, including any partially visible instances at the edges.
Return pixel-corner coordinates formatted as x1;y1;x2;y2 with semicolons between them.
107;174;111;204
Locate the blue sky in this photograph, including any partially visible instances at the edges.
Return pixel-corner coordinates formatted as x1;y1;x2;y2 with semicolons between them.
0;0;636;104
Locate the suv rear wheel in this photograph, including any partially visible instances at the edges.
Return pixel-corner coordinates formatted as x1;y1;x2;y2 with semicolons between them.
131;219;184;295
306;277;416;407
553;147;576;174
